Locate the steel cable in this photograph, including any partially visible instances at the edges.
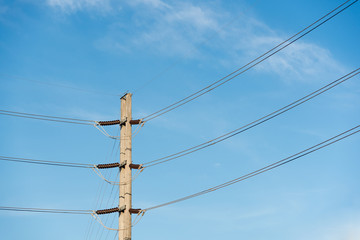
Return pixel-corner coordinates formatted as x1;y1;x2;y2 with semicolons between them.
143;124;360;211
140;0;357;122
141;68;360;168
0;206;93;214
0;155;94;168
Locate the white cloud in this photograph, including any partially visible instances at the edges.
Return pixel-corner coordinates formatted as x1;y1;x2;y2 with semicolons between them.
310;217;360;240
46;0;169;13
254;39;346;82
46;0;114;13
129;0;170;9
95;2;220;58
165;3;218;30
45;0;347;82
213;14;347;82
216;10;345;82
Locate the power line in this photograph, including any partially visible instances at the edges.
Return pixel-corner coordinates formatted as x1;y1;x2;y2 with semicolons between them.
141;68;360;168
0;155;94;168
0;109;94;122
0;205;134;232
0;109;123;139
85;135;120;240
0;109;95;125
132;0;261;95
93;137;120;240
140;0;357;122
0;206;93;215
143;124;360;211
0;155;126;185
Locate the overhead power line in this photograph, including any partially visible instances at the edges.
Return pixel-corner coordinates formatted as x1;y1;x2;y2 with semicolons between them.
0;206;93;215
0;155;136;185
141;68;360;168
0;109;95;125
132;0;261;95
0;155;94;168
140;0;357;122
0;206;143;231
0;109;125;139
143;124;360;211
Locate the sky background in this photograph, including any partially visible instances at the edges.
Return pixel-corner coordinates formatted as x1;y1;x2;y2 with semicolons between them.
0;0;359;239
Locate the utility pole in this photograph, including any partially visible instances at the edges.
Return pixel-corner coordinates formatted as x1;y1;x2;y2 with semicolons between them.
95;93;142;239
119;93;132;240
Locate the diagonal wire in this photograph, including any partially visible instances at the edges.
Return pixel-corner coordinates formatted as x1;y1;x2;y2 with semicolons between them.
88;130;120;240
141;68;360;168
143;124;360;211
140;0;357;122
132;0;261;95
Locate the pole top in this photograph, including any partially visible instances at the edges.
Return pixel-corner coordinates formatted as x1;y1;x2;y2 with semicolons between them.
120;92;132;99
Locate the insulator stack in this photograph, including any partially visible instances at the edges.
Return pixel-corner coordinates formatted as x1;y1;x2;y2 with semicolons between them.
97;162;120;169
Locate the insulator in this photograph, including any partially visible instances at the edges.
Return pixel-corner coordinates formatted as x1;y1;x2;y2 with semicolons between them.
97;120;121;126
96;207;120;215
97;162;120;169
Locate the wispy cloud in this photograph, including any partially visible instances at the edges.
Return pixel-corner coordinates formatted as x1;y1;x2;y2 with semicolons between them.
45;0;115;14
309;216;360;240
215;14;347;82
128;0;171;9
254;39;346;82
45;0;347;82
96;3;222;61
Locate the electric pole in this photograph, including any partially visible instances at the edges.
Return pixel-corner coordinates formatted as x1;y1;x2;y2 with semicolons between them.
95;93;142;239
119;93;132;240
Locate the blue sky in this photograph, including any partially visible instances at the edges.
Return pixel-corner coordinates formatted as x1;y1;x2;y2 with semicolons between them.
0;0;359;239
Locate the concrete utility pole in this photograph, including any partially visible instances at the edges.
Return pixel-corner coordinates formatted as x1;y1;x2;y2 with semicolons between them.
119;93;132;240
95;93;142;239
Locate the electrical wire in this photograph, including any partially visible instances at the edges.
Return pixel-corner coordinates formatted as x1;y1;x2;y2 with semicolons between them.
143;124;360;211
0;155;132;185
0;109;95;125
140;0;357;122
0;109;125;139
0;155;94;168
85;134;120;240
98;171;119;240
0;205;139;233
0;206;93;214
141;68;360;168
132;0;261;95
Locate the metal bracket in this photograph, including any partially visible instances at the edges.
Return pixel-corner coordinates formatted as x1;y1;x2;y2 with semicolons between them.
120;118;127;126
119;205;126;212
120;92;129;99
119;160;127;169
